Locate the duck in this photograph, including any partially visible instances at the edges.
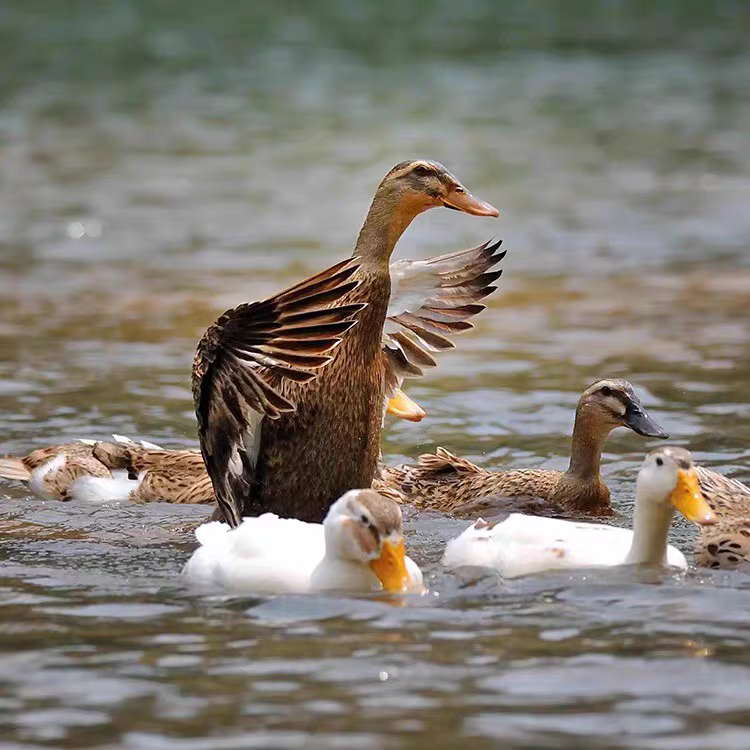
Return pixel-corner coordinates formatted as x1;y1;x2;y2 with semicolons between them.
442;446;717;578
73;436;214;504
692;467;750;568
194;160;500;527
376;378;668;517
182;488;424;594
0;434;213;505
0;440;113;501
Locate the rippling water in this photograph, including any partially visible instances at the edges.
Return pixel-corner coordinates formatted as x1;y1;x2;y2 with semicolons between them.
1;2;750;748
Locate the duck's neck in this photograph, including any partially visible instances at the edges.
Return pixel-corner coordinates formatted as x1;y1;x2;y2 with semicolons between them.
566;409;611;480
353;187;424;268
625;500;673;565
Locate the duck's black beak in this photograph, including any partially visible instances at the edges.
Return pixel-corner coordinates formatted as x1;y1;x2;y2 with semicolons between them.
624;402;669;439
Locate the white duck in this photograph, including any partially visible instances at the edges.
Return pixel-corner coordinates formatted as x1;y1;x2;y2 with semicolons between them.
183;489;424;594
442;446;716;578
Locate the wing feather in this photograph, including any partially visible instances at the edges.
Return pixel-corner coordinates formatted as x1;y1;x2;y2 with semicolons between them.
193;259;365;527
382;239;506;397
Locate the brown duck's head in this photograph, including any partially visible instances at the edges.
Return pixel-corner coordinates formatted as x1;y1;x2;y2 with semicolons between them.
92;441;133;469
378;160;499;219
578;379;669;439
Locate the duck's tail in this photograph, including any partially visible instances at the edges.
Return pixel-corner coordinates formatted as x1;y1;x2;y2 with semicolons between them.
416;447;486;477
0;457;31;482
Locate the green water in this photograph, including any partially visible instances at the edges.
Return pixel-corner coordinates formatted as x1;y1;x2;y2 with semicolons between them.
1;2;750;748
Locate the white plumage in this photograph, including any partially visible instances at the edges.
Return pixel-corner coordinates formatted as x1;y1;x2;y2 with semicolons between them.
68;474;140;503
443;513;687;578
442;447;716;579
183;489;424;595
28;455;68;502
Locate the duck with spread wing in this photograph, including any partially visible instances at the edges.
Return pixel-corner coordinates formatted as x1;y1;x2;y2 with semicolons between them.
193;160;500;526
0;171;503;512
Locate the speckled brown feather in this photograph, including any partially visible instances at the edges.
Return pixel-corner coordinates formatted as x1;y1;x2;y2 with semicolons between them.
51;455;113;501
94;441;201;474
93;441;213;504
22;441;98;470
695;466;750;568
130;459;214;504
375;447;611;516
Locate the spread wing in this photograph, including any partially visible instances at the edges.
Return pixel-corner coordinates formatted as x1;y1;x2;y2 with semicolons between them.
193;259;365;527
382;239;505;396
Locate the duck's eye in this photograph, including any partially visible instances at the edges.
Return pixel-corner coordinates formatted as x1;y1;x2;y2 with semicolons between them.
599;386;612;397
413;165;430;177
360;514;369;524
655;457;664;467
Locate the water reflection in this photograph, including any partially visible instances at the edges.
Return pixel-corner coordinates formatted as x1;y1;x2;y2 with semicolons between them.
1;1;750;748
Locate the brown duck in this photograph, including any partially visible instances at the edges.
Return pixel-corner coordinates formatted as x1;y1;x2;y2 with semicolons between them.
194;159;500;526
375;378;668;517
0;435;214;505
693;467;750;569
91;438;213;504
0;440;112;501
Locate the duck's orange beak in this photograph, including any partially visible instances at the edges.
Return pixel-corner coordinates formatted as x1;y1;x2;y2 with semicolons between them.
442;186;499;217
386;389;426;422
671;468;716;525
369;539;410;592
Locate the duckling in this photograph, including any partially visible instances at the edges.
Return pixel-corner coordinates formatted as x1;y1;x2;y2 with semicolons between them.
442;446;716;578
693;467;750;569
0;440;112;501
376;379;668;516
183;489;423;594
195;160;500;527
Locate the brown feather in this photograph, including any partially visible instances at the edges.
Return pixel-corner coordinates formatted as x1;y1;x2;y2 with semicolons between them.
192;258;366;527
0;457;32;481
694;466;750;569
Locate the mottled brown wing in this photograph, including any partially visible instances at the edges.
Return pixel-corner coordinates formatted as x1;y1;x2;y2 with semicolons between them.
697;519;750;569
382;239;505;396
170;473;215;505
193;258;365;527
697;465;750;518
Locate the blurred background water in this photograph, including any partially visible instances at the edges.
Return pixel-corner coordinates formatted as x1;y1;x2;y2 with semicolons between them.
1;1;750;748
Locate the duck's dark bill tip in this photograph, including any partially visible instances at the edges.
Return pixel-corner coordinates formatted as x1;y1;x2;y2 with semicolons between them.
626;409;669;439
636;425;670;440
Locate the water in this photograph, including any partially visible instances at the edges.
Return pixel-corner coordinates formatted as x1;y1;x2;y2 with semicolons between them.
1;2;750;747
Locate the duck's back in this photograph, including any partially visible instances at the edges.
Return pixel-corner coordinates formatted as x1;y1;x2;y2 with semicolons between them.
251;270;390;522
184;514;327;593
380;447;565;513
443;514;686;578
